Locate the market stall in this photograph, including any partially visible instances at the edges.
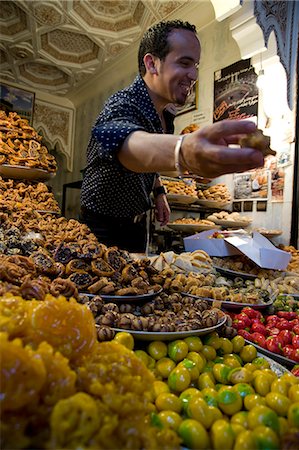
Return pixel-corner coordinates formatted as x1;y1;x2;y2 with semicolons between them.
1;110;299;449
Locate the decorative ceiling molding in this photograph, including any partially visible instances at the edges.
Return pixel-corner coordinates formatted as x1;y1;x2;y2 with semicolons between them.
229;0;298;111
33;99;75;172
0;0;193;97
254;0;299;111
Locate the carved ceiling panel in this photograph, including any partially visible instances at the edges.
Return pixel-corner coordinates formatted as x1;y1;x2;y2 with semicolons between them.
0;0;204;97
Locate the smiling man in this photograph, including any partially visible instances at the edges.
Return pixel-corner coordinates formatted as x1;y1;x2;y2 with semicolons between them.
80;20;264;252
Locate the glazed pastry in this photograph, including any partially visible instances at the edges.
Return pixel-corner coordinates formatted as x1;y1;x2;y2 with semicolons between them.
239;129;276;156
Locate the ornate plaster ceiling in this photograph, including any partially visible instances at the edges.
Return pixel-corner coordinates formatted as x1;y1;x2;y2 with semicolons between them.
0;0;212;97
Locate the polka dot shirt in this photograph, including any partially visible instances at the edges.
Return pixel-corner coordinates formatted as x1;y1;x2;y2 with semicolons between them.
81;75;175;218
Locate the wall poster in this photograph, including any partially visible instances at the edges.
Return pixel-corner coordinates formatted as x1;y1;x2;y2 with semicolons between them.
213;59;258;123
175;81;198;116
0;82;35;125
271;167;285;202
233;169;269;200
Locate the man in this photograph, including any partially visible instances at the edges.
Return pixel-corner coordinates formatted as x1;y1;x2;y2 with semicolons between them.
80;20;263;252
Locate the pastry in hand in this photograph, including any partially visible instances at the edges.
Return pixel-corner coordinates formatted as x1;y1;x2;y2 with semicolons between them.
239;129;276;156
181;123;200;134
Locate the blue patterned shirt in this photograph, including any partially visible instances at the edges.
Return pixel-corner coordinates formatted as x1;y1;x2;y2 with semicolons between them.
80;75;175;218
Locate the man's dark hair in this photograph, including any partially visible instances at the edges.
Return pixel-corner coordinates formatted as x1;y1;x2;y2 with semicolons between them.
138;20;197;76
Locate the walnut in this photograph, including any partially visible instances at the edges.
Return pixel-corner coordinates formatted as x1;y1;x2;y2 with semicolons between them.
188;310;202;321
153;298;166;310
176;322;190;331
147;317;156;331
188;319;203;330
101;310;119;326
202;310;218;327
194;301;209;312
96;325;115;341
119;303;134;313
102;303;119;313
140;302;155;315
225;315;233;327
86;301;99;317
78;294;90;304
221;326;237;339
163;311;176;321
151;322;172;332
116;313;136;329
131;316;149;331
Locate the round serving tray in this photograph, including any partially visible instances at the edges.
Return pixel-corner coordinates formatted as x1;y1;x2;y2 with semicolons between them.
245;339;297;369
79;288;162;302
0;164;55;181
36;210;61;216
211;219;251;228
166;194;198;205
196;199;231;210
112;316;227;341
182;292;273;311
256;352;291;376
167;223;219;233
255;230;283;238
214;265;257;280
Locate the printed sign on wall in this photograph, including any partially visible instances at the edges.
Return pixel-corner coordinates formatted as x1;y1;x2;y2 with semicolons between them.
213;59;258;123
233;169;269;200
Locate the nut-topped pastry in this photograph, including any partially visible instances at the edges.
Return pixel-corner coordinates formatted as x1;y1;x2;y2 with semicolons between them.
239;129;276;156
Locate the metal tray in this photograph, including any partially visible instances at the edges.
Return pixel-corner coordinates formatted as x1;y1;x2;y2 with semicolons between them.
196;199;231;209
79;288;162;302
182;292;273;311
214;265;257;280
245;339;297;369
112;316;227;341
166;194;198;205
167;223;218;233
0;164;55;180
256;352;291;376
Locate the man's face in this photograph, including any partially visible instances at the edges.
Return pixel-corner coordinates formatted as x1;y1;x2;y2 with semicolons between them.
153;29;201;106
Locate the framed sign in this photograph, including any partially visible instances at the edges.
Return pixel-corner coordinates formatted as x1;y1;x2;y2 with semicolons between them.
175;81;198;116
213;59;258;122
0;82;35;124
233;169;270;200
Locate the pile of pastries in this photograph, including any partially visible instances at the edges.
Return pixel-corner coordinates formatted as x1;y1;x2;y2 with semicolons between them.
278;244;299;273
90;292;224;333
172;217;215;226
162;177;197;197
0;110;57;173
149;249;213;274
197;183;231;203
180;123;200;134
207;211;252;225
0;176;60;213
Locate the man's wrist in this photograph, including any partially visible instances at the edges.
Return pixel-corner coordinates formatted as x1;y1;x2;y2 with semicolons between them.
153;186;167;197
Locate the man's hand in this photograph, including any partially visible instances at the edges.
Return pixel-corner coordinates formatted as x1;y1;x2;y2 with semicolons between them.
120;119;264;179
155;195;170;226
180;120;265;178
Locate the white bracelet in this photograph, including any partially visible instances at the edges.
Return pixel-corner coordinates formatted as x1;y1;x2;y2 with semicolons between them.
174;135;186;178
